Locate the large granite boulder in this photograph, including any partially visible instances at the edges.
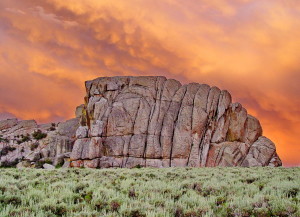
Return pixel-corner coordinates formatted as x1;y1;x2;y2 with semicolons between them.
69;76;282;168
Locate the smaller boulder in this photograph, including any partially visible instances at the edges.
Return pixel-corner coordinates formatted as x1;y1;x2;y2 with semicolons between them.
16;161;31;168
43;163;55;170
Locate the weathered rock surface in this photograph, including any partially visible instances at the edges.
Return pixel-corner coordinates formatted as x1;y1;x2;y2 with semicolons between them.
0;115;79;168
68;76;282;168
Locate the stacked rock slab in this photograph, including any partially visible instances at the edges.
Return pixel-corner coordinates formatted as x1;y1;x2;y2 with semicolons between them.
70;76;282;168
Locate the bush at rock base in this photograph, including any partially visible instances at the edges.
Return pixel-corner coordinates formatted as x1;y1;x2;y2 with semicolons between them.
0;146;16;157
0;159;19;168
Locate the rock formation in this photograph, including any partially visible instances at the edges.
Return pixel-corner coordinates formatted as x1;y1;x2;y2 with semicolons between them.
0;76;282;168
0;110;81;168
69;76;282;168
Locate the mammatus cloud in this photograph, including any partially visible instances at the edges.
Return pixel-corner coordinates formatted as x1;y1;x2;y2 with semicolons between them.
0;0;299;166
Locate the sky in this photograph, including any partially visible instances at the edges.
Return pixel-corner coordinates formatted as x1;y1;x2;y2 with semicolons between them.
0;0;299;167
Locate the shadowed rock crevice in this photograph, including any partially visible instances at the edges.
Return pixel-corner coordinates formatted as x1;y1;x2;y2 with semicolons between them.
69;76;282;168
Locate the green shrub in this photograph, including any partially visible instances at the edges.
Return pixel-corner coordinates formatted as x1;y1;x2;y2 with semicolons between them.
0;136;9;143
286;187;299;198
0;195;22;206
0;146;16;157
55;161;64;169
42;204;67;216
22;134;31;143
215;196;227;206
30;142;39;151
16;134;31;144
127;210;146;217
83;192;93;202
49;123;56;131
133;164;143;169
0;186;6;194
94;201;108;211
32;130;47;140
0;159;19;168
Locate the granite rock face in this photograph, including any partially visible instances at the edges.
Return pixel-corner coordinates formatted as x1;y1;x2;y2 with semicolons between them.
69;76;282;168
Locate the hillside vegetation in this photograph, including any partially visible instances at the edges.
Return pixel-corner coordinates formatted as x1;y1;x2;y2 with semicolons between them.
0;167;299;217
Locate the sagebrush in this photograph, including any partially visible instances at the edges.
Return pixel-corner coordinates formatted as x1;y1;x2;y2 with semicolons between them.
0;167;299;216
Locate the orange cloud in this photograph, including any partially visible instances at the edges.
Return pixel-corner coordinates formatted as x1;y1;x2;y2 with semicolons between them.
0;0;299;166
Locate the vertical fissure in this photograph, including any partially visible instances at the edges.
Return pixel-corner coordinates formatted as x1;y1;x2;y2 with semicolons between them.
187;85;201;166
169;87;188;166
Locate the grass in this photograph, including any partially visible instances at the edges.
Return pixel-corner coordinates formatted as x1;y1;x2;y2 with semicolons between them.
0;167;299;217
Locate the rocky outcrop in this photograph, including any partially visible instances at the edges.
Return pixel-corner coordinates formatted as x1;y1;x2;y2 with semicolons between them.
0;76;282;168
0;110;81;168
69;76;282;168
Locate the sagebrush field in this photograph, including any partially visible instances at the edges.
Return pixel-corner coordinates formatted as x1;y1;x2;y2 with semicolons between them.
0;167;299;217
